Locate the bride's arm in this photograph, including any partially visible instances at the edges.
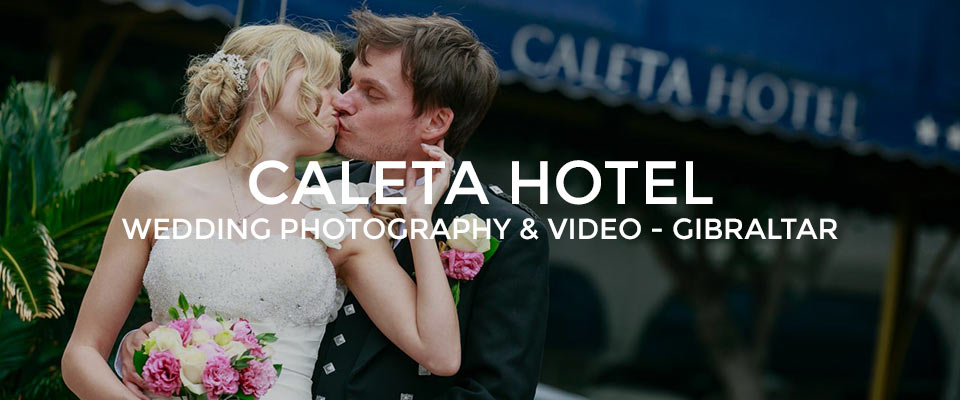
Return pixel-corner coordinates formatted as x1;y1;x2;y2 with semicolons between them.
62;172;159;400
333;143;460;376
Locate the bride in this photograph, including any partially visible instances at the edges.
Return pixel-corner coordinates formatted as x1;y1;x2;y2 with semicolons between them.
62;24;460;399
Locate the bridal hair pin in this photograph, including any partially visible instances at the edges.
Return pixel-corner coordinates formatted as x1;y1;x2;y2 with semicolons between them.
207;50;248;94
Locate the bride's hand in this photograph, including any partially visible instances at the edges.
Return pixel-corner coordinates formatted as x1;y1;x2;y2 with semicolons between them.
401;139;453;220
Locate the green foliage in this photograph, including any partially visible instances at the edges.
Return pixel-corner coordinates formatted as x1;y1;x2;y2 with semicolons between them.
483;237;500;263
133;346;148;376
0;80;190;399
0;81;73;233
61;114;190;192
0;221;63;320
0;309;34;381
451;280;461;306
41;168;140;264
231;349;256;369
256;332;278;344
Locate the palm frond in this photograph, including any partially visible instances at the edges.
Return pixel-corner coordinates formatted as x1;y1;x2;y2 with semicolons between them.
42;169;140;264
0;82;74;231
62;114;188;191
0;222;64;321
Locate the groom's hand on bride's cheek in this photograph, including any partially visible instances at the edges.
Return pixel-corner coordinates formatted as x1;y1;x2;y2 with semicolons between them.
120;321;159;398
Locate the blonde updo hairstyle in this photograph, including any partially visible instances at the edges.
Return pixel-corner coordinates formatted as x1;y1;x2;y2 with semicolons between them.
183;24;341;164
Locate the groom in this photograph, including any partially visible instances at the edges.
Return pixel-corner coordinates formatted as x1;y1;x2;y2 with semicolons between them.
312;10;550;400
119;9;550;400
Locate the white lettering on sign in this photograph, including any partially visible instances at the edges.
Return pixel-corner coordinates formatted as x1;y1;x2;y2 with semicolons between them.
511;24;861;138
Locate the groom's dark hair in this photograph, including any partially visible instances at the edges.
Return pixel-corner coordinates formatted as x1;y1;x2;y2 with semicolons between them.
349;9;498;157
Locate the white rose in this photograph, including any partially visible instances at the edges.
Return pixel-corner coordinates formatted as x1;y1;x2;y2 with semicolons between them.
149;327;184;353
190;330;212;345
223;341;247;359
446;213;491;253
180;369;205;395
177;347;207;394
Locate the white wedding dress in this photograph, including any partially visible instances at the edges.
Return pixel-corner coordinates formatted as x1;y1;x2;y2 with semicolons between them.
140;181;366;399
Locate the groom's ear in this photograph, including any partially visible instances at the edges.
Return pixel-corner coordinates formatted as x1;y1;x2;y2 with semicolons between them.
420;107;454;143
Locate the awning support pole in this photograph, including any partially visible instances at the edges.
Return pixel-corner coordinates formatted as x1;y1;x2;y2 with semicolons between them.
869;209;915;400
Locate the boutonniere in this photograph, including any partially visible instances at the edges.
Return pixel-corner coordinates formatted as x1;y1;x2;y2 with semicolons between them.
439;213;500;305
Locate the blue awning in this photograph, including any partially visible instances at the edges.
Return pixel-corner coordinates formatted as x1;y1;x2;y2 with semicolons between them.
113;0;960;169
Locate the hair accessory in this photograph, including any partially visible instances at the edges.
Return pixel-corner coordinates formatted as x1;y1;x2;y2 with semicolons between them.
207;50;248;94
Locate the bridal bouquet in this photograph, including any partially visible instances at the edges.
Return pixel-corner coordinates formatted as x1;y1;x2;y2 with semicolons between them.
134;293;281;400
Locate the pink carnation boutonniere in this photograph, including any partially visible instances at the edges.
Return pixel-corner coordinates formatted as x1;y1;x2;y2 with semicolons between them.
439;213;500;305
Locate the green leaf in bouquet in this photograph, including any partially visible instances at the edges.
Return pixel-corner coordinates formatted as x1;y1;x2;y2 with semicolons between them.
232;358;251;370
231;350;256;369
168;307;179;320
235;393;255;400
274;364;282;377
256;332;277;344
133;347;148;376
178;292;189;314
483;237;500;263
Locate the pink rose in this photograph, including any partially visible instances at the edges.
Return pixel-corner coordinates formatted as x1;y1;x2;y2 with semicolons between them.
142;350;182;397
196;314;223;336
236;332;258;347
232;319;252;336
232;319;258;346
166;318;194;346
239;359;278;398
197;340;226;360
245;342;266;358
202;355;239;399
441;249;484;280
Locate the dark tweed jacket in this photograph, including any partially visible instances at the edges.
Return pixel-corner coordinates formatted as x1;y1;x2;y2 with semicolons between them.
308;160;550;400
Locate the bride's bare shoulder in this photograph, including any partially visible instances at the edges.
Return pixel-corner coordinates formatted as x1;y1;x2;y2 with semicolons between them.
121;163;216;213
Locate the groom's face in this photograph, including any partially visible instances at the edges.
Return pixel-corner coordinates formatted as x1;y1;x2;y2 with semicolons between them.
334;47;418;162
